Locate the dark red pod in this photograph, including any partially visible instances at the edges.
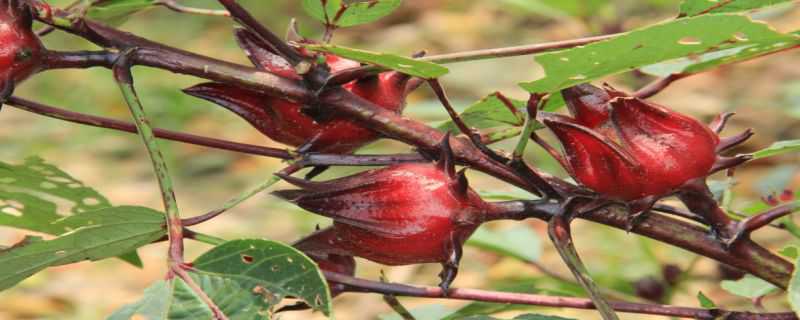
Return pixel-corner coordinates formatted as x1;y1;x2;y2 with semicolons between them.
273;137;500;291
542;84;720;202
184;29;414;154
0;0;44;97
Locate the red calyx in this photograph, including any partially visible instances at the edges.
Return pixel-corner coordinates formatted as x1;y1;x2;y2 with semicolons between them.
183;29;415;154
542;83;721;201
0;0;44;96
273;136;492;292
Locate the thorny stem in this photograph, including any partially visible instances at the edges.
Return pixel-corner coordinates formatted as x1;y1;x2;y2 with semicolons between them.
5;96;293;159
326;271;797;320
734;203;800;240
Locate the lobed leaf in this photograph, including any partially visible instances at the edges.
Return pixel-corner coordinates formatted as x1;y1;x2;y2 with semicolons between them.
0;206;165;291
305;44;448;78
192;239;332;316
679;0;793;16
520;15;795;94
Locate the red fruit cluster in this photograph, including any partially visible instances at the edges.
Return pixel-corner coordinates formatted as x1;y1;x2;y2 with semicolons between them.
184;29;414;154
275;137;495;291
542;84;721;202
0;0;44;97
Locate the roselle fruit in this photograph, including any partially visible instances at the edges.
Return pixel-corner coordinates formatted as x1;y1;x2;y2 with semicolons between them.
273;136;501;292
0;0;44;99
542;84;722;202
184;29;414;154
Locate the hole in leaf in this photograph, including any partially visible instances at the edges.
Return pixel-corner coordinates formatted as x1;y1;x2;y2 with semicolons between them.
286;257;294;263
559;57;569;62
732;32;748;42
67;183;82;189
241;254;254;264
677;37;702;45
2;207;22;217
569;74;587;80
82;197;101;206
47;176;72;184
55;250;67;256
40;181;57;189
315;294;323;306
271;265;280;272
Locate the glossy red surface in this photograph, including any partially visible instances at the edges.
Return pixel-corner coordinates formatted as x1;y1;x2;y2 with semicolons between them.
278;163;488;266
0;2;43;88
185;31;412;153
545;84;719;201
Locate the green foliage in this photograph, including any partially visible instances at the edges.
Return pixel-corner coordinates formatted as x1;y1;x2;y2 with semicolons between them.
302;0;402;27
461;314;577;320
305;44;448;78
0;206;165;291
789;254;800;314
697;291;717;308
192;239;332;315
466;225;542;262
0;157;141;266
499;0;609;19
720;275;778;298
520;15;795;93
752;139;800;159
437;93;526;133
83;0;158;26
679;0;793;16
380;304;453;320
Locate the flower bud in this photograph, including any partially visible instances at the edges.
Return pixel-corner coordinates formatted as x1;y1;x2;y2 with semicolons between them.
0;0;44;96
273;137;492;291
543;84;720;201
183;29;414;153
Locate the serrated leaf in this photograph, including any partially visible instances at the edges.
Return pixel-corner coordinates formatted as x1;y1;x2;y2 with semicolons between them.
302;0;342;24
85;0;157;26
437;93;526;133
679;0;793;16
108;272;275;320
751;139;800;159
0;157;141;266
520;15;792;93
336;0;402;27
697;291;717;308
466;225;541;262
192;239;332;316
0;206;165;291
721;274;778;298
305;44;448;78
789;255;800;314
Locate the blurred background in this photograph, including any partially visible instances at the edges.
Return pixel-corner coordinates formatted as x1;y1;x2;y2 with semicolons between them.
1;0;799;319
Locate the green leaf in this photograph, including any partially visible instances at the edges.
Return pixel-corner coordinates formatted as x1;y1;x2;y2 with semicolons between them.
336;0;402;27
302;0;342;24
0;206;165;291
437;93;526;133
697;291;717;308
520;15;793;93
109;272;277;320
85;0;157;26
789;255;800;314
751;139;800;159
780;245;799;259
641;31;800;77
0;157;141;266
466;225;541;262
679;0;793;16
500;0;609;19
305;44;448;78
720;274;778;298
192;239;332;315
